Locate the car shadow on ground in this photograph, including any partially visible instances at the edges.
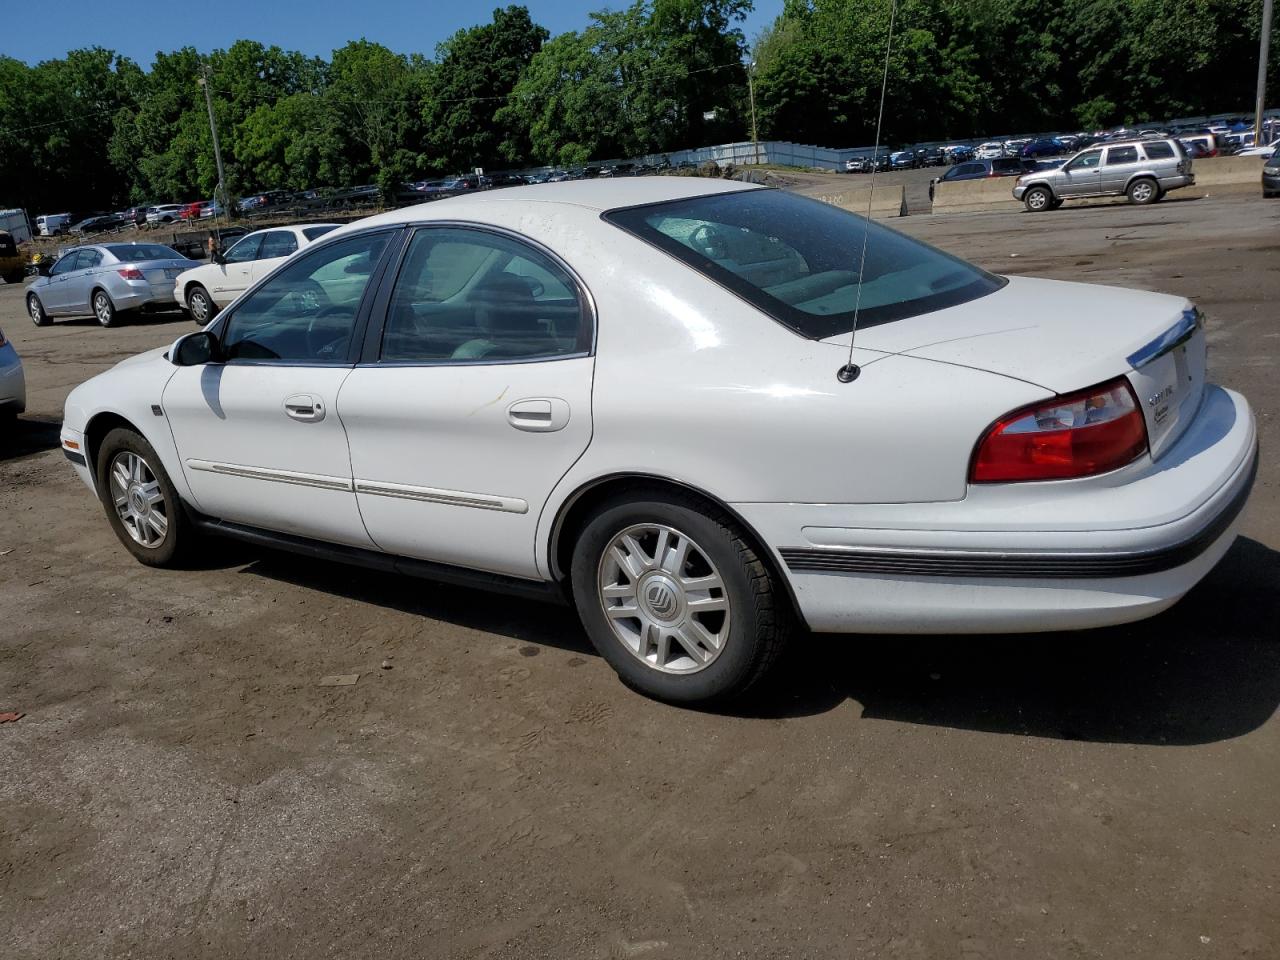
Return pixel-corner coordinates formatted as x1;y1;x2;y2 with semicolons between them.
750;536;1280;745
44;311;191;329
0;417;61;463
235;535;1279;746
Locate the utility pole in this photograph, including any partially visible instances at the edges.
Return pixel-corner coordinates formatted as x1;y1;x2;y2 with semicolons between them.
1256;0;1274;145
198;62;229;224
747;61;760;165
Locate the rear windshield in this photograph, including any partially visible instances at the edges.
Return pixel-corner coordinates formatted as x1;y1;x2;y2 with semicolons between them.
303;225;339;241
603;189;1004;339
106;244;183;262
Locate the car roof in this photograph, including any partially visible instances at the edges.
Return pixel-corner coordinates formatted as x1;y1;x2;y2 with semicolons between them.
352;177;760;230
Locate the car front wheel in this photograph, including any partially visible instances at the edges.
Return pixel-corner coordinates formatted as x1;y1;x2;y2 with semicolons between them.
28;293;50;326
570;493;790;704
187;284;217;325
1023;186;1053;212
96;427;194;567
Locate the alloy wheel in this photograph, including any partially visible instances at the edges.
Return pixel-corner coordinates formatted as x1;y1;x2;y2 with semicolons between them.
1027;189;1049;211
597;523;731;674
108;451;168;548
1131;181;1155;203
189;289;209;324
94;293;113;325
28;297;42;324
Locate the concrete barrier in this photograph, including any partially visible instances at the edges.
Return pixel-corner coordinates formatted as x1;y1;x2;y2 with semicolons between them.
1190;155;1267;194
931;177;1022;214
814;184;907;218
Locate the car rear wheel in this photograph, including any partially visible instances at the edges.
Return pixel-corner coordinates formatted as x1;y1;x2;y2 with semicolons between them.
1127;177;1159;205
96;427;193;567
1023;186;1053;212
27;293;50;326
570;493;790;704
92;290;117;327
187;284;217;325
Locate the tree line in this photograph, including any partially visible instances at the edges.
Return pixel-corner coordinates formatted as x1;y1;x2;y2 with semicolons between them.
0;0;1273;213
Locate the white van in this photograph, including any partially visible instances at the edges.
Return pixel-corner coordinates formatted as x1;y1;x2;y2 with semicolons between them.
36;213;72;237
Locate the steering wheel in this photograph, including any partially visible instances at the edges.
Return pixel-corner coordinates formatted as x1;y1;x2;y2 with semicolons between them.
691;224;728;260
290;280;347;358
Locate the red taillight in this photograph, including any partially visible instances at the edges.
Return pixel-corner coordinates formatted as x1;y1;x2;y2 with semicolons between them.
971;377;1149;483
118;267;145;280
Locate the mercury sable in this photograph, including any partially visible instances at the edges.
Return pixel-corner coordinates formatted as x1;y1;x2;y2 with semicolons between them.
60;180;1257;703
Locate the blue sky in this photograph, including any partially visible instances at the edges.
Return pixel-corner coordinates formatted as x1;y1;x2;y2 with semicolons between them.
3;0;784;67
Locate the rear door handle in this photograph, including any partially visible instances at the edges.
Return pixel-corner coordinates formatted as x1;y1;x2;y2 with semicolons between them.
284;394;325;422
508;398;569;432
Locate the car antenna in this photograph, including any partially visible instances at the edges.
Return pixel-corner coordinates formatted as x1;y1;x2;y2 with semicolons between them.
838;0;898;384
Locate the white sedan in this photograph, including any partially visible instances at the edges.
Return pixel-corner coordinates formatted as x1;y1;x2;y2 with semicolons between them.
60;179;1257;704
174;223;340;324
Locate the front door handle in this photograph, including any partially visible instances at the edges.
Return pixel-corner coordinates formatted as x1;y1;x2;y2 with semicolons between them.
284;394;325;422
508;398;569;432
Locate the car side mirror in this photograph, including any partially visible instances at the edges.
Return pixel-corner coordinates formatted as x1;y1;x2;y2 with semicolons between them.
211;250;226;265
169;330;221;366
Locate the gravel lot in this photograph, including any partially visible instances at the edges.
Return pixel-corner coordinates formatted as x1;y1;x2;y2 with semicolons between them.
2;192;1277;960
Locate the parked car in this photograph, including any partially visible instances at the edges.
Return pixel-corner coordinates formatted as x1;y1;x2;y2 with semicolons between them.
36;213;73;236
59;180;1256;704
146;205;186;226
1021;138;1064;159
0;229;25;284
26;243;199;327
929;157;1030;200
1178;134;1218;158
888;150;918;169
69;213;118;235
1014;138;1194;211
0;323;25;422
329;184;381;208
845;156;871;173
976;141;1006;159
174;223;341;324
1263;154;1280;198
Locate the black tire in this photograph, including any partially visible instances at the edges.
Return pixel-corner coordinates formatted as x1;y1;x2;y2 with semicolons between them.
3;270;23;285
186;284;217;325
95;427;194;567
1023;186;1053;213
569;492;791;704
27;293;50;326
92;289;117;327
1127;177;1159;205
1049;197;1064;210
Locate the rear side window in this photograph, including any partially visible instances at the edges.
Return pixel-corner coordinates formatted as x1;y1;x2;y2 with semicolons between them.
1106;146;1139;165
604;189;1005;339
1143;142;1175;160
379;228;587;363
259;231;299;259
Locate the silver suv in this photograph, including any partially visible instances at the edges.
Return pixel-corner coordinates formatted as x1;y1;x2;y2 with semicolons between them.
1013;138;1194;211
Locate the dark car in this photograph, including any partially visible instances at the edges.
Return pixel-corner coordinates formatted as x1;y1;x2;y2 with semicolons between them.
1263;154;1280;198
488;173;527;188
917;147;946;166
1021;138;1064;159
328;184;381;209
929;157;1030;200
70;213;125;235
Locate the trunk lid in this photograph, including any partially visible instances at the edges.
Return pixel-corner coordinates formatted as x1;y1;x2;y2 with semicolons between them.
825;275;1206;459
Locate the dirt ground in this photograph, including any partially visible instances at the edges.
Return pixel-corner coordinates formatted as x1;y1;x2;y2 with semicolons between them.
2;191;1278;960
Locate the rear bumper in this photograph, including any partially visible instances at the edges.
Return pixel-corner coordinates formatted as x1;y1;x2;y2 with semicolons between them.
114;284;178;311
737;385;1257;633
1263;171;1280;193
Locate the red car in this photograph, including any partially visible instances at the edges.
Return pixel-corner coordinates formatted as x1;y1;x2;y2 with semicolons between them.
178;201;204;221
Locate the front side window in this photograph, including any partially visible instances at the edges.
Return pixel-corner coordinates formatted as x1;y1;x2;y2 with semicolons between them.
258;231;299;259
223;234;263;263
604;189;1003;339
219;232;390;363
1105;146;1139;165
1066;150;1101;171
51;250;83;275
379;228;587;363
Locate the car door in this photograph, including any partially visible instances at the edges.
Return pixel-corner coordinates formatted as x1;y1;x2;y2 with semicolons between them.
161;229;396;547
337;225;595;579
64;247;105;313
250;230;300;283
1101;144;1140;194
209;232;263;304
1057;149;1102;196
41;248;84;313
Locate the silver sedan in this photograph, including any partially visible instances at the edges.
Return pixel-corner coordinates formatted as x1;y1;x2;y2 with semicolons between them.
27;243;200;328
